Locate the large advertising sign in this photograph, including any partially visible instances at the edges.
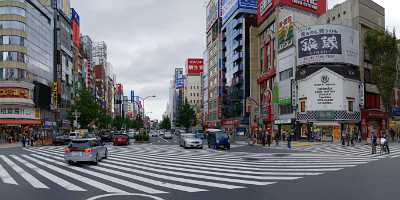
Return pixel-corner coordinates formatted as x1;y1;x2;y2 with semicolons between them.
221;0;257;23
278;15;294;51
116;83;123;94
0;106;37;119
206;0;220;31
186;58;204;75
258;0;326;24
175;68;185;89
0;88;29;98
297;25;359;66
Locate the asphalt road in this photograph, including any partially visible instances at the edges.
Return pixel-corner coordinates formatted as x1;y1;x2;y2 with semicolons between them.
0;142;399;200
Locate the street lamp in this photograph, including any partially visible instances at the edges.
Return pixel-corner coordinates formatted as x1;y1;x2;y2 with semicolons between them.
135;95;156;118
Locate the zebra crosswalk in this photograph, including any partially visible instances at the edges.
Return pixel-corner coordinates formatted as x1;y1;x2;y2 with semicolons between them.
0;144;385;195
303;143;400;158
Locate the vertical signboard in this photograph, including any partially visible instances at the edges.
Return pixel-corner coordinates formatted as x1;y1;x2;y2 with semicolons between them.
206;0;220;31
278;15;294;51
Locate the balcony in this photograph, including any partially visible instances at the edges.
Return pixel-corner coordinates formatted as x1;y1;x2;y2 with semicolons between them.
232;29;243;40
232;52;243;63
233;40;243;51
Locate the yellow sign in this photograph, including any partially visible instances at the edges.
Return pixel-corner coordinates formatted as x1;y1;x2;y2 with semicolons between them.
0;88;29;98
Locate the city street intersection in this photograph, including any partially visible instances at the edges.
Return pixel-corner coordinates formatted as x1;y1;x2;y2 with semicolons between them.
0;137;399;200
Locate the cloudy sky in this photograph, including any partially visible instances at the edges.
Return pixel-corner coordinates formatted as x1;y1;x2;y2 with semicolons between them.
70;0;398;120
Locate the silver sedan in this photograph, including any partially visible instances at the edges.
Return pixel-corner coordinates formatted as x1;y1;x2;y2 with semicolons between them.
64;138;108;165
180;134;203;149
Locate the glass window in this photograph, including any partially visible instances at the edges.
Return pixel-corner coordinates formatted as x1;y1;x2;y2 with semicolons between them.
348;101;354;112
0;68;3;80
300;101;306;113
0;21;25;31
0;7;26;16
279;68;293;81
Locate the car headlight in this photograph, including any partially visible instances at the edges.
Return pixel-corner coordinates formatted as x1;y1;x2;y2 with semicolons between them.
216;140;220;143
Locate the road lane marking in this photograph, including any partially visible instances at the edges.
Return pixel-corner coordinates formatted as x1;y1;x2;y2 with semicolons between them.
0;162;17;185
22;155;126;193
29;154;167;194
0;155;48;189
11;155;86;192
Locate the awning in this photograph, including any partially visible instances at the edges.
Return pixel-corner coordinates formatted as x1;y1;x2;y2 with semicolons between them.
0;119;42;125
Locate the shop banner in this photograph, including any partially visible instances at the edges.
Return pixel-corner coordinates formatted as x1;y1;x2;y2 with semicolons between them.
278;15;294;51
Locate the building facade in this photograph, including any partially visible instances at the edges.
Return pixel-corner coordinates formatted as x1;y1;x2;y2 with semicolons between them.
220;0;257;134
0;0;55;143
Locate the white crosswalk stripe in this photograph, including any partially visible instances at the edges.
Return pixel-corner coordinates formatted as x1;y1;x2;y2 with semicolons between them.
0;144;392;194
303;143;400;158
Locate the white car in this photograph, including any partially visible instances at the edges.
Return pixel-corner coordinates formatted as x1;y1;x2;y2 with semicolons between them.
163;132;173;139
180;134;203;149
150;131;158;137
69;131;80;140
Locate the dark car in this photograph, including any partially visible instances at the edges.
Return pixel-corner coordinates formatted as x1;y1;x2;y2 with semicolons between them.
100;131;113;143
207;129;230;150
53;135;69;146
112;133;129;146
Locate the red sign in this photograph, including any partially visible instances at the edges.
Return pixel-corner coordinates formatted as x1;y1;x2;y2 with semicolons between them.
257;0;326;24
71;20;80;49
186;58;204;75
116;84;123;93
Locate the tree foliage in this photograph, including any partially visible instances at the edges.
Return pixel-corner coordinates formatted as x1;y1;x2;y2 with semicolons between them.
365;29;399;115
160;115;171;130
70;89;102;129
176;100;196;129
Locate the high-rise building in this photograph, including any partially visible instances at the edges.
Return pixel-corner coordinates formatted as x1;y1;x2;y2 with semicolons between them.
53;0;73;131
184;58;204;127
81;35;95;95
220;0;257;133
205;0;222;128
0;0;55;142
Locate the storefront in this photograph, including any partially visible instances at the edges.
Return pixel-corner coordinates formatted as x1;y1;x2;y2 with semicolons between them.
361;110;386;139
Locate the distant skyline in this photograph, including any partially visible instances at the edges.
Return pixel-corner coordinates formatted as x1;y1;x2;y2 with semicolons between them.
70;0;398;120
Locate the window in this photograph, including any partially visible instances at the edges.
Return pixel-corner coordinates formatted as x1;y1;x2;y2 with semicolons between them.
0;51;25;62
364;68;373;83
0;21;25;31
300;100;306;113
279;68;293;81
279;105;292;115
348;101;354;112
0;7;26;16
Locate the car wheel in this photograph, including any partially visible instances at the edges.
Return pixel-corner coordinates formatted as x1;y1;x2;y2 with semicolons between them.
93;154;99;165
67;160;75;165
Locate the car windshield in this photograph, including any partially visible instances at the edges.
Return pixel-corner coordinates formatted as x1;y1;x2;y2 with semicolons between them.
216;132;228;140
184;134;196;139
69;140;91;148
70;133;76;136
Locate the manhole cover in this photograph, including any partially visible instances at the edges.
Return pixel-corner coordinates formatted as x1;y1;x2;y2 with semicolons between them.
272;153;291;157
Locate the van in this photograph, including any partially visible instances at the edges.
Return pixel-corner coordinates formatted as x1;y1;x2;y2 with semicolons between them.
207;129;230;150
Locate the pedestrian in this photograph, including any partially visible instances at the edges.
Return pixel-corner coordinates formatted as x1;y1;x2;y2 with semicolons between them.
383;133;390;154
275;131;281;146
261;131;266;147
346;131;350;146
21;134;26;147
287;131;292;149
341;131;346;146
266;130;272;147
371;132;377;154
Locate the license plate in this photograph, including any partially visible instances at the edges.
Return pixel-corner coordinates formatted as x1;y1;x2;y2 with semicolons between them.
72;152;82;156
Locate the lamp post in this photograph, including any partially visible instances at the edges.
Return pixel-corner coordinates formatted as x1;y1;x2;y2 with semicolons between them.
135;95;156;118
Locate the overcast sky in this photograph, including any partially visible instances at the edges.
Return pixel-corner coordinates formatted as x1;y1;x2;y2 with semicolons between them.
70;0;398;120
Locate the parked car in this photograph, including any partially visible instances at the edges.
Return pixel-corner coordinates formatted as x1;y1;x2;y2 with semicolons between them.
150;131;158;137
112;133;130;146
179;133;203;149
64;138;107;165
127;131;135;140
163;131;173;139
100;132;113;142
207;129;230;150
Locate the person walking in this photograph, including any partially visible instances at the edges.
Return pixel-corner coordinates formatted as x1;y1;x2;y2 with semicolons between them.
341;130;346;146
266;130;272;147
21;134;26;147
287;131;292;150
275;131;281;146
383;133;390;154
371;132;377;154
346;131;350;146
261;131;266;147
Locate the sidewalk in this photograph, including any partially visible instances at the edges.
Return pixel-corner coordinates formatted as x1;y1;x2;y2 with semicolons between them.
0;143;21;149
233;140;322;149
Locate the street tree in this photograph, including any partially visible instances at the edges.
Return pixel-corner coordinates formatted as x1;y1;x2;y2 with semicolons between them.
365;29;399;118
160;115;171;130
70;89;101;129
176;100;195;130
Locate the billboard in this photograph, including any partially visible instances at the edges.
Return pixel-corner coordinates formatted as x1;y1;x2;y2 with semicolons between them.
206;0;220;31
116;83;123;93
278;15;294;51
258;0;326;24
297;25;359;66
175;68;184;89
186;58;204;75
71;8;80;49
221;0;257;23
